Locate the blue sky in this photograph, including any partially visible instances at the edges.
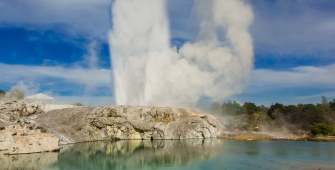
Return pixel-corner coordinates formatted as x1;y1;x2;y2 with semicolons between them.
0;0;334;106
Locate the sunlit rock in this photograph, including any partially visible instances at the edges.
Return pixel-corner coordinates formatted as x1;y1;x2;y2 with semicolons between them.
35;106;226;144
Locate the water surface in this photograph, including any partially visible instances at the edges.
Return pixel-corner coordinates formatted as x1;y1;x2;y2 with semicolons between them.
2;139;335;170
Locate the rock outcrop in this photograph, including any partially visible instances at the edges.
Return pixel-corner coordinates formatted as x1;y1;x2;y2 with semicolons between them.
35;106;226;144
0;124;59;155
1;101;226;154
0;101;45;118
0;101;59;155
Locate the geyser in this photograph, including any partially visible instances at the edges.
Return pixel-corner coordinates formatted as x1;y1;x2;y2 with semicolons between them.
109;0;254;107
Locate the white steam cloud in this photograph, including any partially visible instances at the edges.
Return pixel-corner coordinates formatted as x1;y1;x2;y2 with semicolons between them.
109;0;254;107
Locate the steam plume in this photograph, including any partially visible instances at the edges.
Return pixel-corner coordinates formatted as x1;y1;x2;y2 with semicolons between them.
109;0;254;107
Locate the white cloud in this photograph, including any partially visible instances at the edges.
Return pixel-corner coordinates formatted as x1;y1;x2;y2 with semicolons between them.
1;0;333;59
250;0;335;57
0;0;111;39
0;63;112;104
232;63;335;106
167;0;335;58
251;64;335;89
0;63;111;87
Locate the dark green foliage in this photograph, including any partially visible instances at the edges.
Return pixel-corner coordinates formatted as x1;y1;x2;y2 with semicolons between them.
266;102;335;131
310;123;335;137
243;102;259;115
207;96;335;134
330;99;335;110
267;103;284;119
322;95;328;106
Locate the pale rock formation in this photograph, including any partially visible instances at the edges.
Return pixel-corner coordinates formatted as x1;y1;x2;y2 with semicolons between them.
35;106;226;144
0;101;44;119
0;124;59;155
0;101;59;155
1;101;226;154
43;104;77;112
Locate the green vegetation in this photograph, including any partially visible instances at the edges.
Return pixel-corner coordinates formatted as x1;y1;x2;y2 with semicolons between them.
310;123;335;137
208;96;335;137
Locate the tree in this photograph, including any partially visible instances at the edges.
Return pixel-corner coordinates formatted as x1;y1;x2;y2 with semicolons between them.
267;103;284;119
330;99;335;110
321;95;329;108
322;96;328;105
310;123;335;137
243;102;259;115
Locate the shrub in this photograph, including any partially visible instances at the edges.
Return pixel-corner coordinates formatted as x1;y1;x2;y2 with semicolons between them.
310;123;335;137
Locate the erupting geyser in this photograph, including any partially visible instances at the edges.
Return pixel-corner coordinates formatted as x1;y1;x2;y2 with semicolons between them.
109;0;254;107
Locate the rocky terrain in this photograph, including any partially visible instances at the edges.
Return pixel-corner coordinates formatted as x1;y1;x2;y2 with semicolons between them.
0;101;59;155
35;105;226;144
0;101;226;154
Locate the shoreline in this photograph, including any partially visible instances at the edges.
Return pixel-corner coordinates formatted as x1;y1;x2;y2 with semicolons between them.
220;132;335;142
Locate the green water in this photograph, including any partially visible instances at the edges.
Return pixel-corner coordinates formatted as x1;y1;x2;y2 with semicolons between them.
2;139;335;170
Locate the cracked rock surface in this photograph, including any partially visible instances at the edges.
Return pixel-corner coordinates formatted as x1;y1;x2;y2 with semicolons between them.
35;106;226;144
1;101;226;153
0;101;59;155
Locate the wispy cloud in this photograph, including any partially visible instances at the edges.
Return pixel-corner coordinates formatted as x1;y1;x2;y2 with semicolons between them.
251;64;335;89
235;63;335;106
167;0;335;58
1;0;334;59
0;0;112;40
2;61;334;106
250;0;335;57
0;63;111;87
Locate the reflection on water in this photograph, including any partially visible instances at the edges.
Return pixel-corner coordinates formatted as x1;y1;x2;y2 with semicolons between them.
1;140;335;170
0;152;58;170
50;139;224;170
